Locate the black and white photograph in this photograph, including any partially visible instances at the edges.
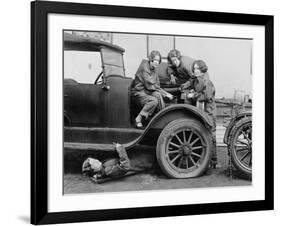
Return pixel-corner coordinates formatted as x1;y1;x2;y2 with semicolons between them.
63;30;253;194
28;1;274;224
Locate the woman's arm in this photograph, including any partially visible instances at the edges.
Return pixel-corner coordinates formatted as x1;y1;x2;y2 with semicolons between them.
195;80;215;102
139;71;158;91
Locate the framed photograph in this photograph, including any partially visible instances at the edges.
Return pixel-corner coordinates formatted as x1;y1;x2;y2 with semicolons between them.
31;0;274;224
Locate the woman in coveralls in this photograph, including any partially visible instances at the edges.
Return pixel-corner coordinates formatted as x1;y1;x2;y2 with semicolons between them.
131;50;173;128
187;60;218;168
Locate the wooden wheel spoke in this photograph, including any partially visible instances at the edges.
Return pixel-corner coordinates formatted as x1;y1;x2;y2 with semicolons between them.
169;142;180;148
175;134;183;145
189;156;196;166
191;152;201;158
167;149;180;154
235;146;249;152
240;151;250;162
236;139;248;146
192;146;203;151
248;131;252;142
182;131;186;143
178;157;184;168
242;131;251;143
187;131;193;143
185;157;189;169
249;155;252;167
171;154;181;164
190;137;200;146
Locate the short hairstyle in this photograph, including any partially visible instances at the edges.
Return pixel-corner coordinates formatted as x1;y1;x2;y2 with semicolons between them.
148;50;162;63
167;49;181;64
192;60;208;73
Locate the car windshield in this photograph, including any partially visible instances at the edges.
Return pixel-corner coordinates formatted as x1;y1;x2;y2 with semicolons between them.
101;48;125;77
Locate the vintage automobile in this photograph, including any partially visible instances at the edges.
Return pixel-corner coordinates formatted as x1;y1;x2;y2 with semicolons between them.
63;32;215;179
223;111;252;179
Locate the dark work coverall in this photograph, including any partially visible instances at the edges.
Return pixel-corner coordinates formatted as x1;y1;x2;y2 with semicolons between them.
168;55;195;87
131;59;165;119
93;145;131;179
191;72;217;162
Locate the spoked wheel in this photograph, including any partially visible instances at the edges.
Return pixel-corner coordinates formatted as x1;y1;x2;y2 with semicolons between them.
156;119;212;178
229;117;252;180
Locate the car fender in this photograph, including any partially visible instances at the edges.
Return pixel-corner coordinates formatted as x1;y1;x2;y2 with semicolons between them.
125;104;213;150
223;111;252;145
149;104;213;130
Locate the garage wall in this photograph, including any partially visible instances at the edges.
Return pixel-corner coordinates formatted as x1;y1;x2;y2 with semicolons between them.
114;33;252;99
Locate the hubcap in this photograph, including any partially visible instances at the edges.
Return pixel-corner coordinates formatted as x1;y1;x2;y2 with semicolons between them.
181;144;192;156
166;129;205;170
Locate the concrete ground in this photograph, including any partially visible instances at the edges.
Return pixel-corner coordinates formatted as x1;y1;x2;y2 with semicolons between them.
63;146;251;194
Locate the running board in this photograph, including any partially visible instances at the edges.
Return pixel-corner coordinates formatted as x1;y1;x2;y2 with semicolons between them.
64;126;143;144
64;142;116;151
64;142;155;152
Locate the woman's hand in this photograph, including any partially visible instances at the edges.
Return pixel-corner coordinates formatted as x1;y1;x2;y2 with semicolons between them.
170;74;176;84
187;92;195;99
180;81;191;90
166;93;174;100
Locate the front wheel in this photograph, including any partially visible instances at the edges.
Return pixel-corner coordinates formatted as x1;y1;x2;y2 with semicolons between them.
156;119;213;178
229;117;252;180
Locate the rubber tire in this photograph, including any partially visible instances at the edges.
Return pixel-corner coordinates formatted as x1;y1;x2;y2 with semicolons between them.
156;119;213;178
229;117;252;180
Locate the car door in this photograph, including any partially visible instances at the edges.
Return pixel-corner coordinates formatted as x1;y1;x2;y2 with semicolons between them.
99;47;132;128
64;50;105;126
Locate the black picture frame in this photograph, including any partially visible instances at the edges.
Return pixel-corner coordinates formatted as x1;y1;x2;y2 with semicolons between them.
31;0;274;224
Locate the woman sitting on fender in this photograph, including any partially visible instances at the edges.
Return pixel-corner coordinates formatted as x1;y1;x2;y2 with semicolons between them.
131;50;173;128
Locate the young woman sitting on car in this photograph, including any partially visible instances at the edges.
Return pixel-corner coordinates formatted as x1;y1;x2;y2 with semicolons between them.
131;50;173;128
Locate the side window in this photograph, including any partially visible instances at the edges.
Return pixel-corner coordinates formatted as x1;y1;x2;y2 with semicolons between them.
101;48;125;77
64;51;102;84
